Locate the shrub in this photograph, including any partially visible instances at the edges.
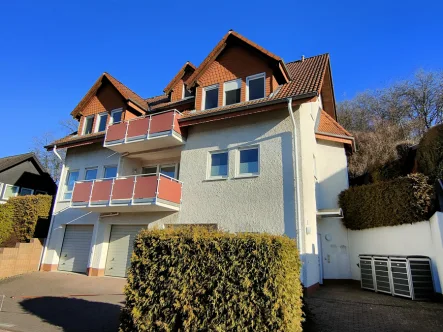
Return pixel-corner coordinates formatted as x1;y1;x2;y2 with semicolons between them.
0;203;13;245
120;228;303;332
339;173;434;230
6;195;52;243
416;123;443;182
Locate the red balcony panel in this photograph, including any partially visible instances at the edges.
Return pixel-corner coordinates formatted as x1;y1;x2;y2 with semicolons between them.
112;178;134;200
133;176;157;200
90;180;113;202
150;112;174;134
173;113;182;135
157;175;181;204
72;182;93;203
105;122;127;142
127;117;149;139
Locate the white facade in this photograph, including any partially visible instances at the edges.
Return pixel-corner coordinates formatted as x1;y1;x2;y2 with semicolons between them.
42;99;352;288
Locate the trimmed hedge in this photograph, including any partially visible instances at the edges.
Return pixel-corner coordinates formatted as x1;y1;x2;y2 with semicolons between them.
339;173;434;230
120;228;303;332
416;123;443;182
0;195;52;245
0;203;13;245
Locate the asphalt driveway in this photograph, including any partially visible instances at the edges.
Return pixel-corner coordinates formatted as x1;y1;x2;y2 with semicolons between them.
0;272;126;332
306;281;443;332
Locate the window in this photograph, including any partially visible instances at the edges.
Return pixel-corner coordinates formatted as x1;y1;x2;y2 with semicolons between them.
83;115;94;135
19;187;34;196
238;147;259;176
142;166;158;175
246;73;266;101
110;109;123;124
35;190;47;195
208;151;228;179
3;185;19;199
95;113;108;132
104;166;118;179
85;168;98;181
63;170;79;200
160;165;176;178
141;164;178;179
203;85;219;110
224;79;241;106
183;84;194;98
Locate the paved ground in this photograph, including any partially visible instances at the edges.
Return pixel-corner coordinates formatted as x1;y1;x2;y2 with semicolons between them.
305;281;443;332
0;272;126;332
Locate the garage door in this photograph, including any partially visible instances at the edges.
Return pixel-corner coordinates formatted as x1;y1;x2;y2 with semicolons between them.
58;225;93;273
105;225;146;277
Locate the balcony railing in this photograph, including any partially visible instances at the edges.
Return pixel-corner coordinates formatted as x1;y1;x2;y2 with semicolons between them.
71;173;182;212
103;110;184;153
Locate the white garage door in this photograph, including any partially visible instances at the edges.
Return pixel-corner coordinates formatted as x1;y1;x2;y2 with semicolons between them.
58;225;93;273
105;225;146;277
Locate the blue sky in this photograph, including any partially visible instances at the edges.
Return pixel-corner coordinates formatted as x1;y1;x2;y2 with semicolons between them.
0;0;441;156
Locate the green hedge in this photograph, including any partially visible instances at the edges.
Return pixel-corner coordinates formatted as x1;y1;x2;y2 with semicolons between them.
0;195;52;245
120;228;303;332
339;173;434;230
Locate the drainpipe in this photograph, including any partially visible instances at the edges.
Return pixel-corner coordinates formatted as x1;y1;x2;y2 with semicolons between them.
39;145;63;270
287;98;305;257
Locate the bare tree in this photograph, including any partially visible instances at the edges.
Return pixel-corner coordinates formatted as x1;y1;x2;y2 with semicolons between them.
59;117;79;134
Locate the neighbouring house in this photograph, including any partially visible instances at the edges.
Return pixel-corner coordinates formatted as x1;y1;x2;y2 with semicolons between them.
40;30;354;292
0;152;57;202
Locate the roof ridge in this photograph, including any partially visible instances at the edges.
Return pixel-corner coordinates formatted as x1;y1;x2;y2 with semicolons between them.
0;152;34;160
286;53;329;65
103;72;146;103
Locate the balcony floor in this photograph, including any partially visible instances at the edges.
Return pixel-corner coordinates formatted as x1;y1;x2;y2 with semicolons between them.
71;200;180;213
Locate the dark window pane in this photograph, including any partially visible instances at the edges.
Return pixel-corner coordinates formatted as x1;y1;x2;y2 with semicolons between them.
184;87;194;98
240;148;259;174
211;152;228;177
248;77;265;100
205;88;219;109
112;111;122;124
225;89;241;105
85;169;98;181
104;166;117;178
84;117;93;134
98;115;107;132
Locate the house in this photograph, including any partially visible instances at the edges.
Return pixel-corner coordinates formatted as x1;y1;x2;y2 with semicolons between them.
40;30;354;292
0;152;57;202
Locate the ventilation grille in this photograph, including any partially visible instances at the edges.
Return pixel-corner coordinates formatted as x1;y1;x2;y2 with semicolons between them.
360;256;375;290
409;259;434;300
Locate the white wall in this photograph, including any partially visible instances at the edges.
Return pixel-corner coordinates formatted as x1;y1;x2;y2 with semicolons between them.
348;217;443;293
315;140;349;210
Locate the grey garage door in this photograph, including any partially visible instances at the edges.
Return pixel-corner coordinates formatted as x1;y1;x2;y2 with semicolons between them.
105;225;146;277
58;225;93;273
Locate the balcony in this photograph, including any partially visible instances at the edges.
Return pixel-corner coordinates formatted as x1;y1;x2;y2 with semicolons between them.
103;110;185;154
70;174;182;212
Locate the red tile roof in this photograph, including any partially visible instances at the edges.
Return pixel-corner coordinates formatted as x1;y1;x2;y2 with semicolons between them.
163;62;196;94
317;110;352;137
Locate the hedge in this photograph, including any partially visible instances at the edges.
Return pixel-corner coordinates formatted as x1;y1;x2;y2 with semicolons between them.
0;203;13;245
416;123;443;182
339;173;434;230
120;228;303;332
0;195;52;245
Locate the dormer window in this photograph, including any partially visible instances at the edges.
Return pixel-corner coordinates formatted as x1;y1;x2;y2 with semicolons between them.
203;85;219;110
182;84;194;98
224;79;241;106
83;115;94;135
110;109;123;124
246;73;266;101
95;112;108;132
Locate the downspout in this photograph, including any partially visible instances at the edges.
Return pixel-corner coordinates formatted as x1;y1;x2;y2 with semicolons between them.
287;98;305;256
39;145;63;270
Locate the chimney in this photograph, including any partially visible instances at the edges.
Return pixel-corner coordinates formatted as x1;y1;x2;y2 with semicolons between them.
302;55;305;62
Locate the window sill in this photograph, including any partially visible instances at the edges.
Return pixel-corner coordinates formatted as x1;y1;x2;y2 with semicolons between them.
233;174;259;179
203;177;228;182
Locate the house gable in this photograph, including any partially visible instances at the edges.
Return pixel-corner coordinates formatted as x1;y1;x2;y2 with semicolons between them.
164;62;196;103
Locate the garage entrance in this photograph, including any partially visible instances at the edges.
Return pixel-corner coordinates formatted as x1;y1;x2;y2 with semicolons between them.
58;225;93;273
105;225;146;277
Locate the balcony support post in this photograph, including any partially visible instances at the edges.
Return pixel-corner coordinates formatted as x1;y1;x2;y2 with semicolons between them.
88;181;95;208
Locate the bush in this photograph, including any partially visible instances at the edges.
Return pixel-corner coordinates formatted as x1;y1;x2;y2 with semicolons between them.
120;228;303;332
0;195;52;245
0;203;13;245
339;173;434;230
416;124;443;182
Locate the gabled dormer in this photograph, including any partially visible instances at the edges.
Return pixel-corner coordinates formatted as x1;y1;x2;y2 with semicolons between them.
164;62;196;103
185;30;290;111
71;73;147;137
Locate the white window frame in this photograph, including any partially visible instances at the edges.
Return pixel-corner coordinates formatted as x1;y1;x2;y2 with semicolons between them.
82;115;94;135
110;108;123;125
35;190;47;195
246;72;266;101
103;165;118;179
235;145;260;178
94;112;108;133
182;84;193;99
63;169;79;201
2;184;19;199
141;163;179;179
207;150;229;180
84;167;99;181
19;187;34;196
0;183;4;198
223;79;242;106
202;84;219;110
